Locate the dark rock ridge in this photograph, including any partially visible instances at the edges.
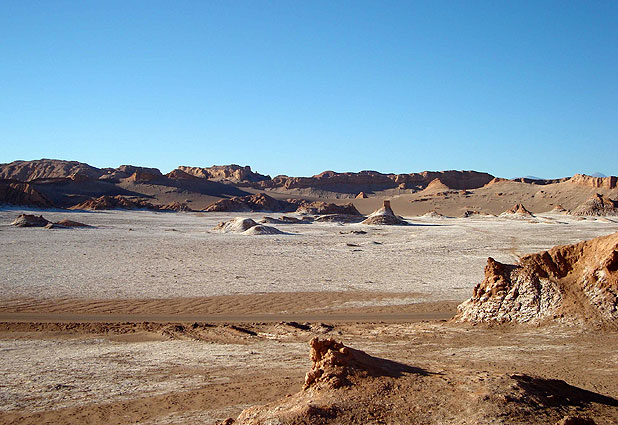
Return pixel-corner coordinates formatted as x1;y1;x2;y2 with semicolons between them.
204;193;295;212
454;232;618;326
204;193;361;215
255;169;495;193
0;180;54;208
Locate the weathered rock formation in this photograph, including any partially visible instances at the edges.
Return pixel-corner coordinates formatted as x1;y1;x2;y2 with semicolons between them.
567;174;617;190
242;224;284;235
204;193;293;212
454;232;618;326
295;201;361;216
213;217;259;233
175;165;270;183
550;205;568;214
45;219;91;229
69;195;157;210
160;201;192;212
0;180;54;208
501;203;534;217
361;200;407;225
259;216;313;224
423;210;447;218
213;217;283;235
569;194;618;216
223;338;617;425
255;169;494;193
314;214;366;223
11;214;51;227
0;159;103;182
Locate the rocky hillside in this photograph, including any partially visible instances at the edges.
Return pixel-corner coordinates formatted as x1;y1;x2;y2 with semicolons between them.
0;180;54;208
453;232;618;326
1;159;616;213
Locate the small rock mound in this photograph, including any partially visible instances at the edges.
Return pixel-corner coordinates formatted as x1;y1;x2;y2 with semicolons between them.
569;193;618;216
213;217;259;233
204;193;291;212
454;232;618;326
259;216;312;224
242;225;284;235
160;201;192;212
303;337;409;390
314;214;366;223
550;204;568;214
361;200;407;225
295;201;361;216
45;219;90;229
422;210;446;218
501;203;534;217
11;214;50;227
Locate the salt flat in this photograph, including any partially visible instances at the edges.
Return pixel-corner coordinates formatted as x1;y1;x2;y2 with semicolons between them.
1;208;616;301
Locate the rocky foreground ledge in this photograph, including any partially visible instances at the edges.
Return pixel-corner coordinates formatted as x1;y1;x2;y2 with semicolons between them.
454;231;618;327
218;337;616;425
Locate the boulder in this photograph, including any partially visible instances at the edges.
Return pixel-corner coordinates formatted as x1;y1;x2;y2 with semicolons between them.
213;217;259;233
11;214;50;227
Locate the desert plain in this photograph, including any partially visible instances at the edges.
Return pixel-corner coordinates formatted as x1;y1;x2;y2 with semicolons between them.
1;205;617;424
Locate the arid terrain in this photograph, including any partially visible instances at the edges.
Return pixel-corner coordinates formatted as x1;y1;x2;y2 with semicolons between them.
0;204;617;424
1;160;617;424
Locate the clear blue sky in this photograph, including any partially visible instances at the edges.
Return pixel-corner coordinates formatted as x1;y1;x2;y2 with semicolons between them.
1;1;616;178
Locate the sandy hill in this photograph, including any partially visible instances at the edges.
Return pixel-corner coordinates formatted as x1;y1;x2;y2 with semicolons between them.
454;232;618;327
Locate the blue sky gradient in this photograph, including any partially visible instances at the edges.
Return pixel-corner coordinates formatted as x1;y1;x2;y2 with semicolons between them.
1;1;616;178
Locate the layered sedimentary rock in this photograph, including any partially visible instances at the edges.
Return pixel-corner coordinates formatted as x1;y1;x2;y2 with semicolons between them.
256;170;494;193
204;193;293;212
500;203;534;218
11;214;51;227
212;217;282;235
569;194;618;216
454;232;618;325
0;159;103;182
175;165;269;183
69;195;157;210
295;201;361;216
0;181;54;208
567;174;617;190
160;201;192;212
361;200;407;225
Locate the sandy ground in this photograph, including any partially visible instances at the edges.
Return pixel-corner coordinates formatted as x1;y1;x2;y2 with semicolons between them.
1;208;616;302
0;321;617;424
1;208;617;424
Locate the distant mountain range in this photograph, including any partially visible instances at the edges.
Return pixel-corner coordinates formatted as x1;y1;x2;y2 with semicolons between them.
1;159;616;215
